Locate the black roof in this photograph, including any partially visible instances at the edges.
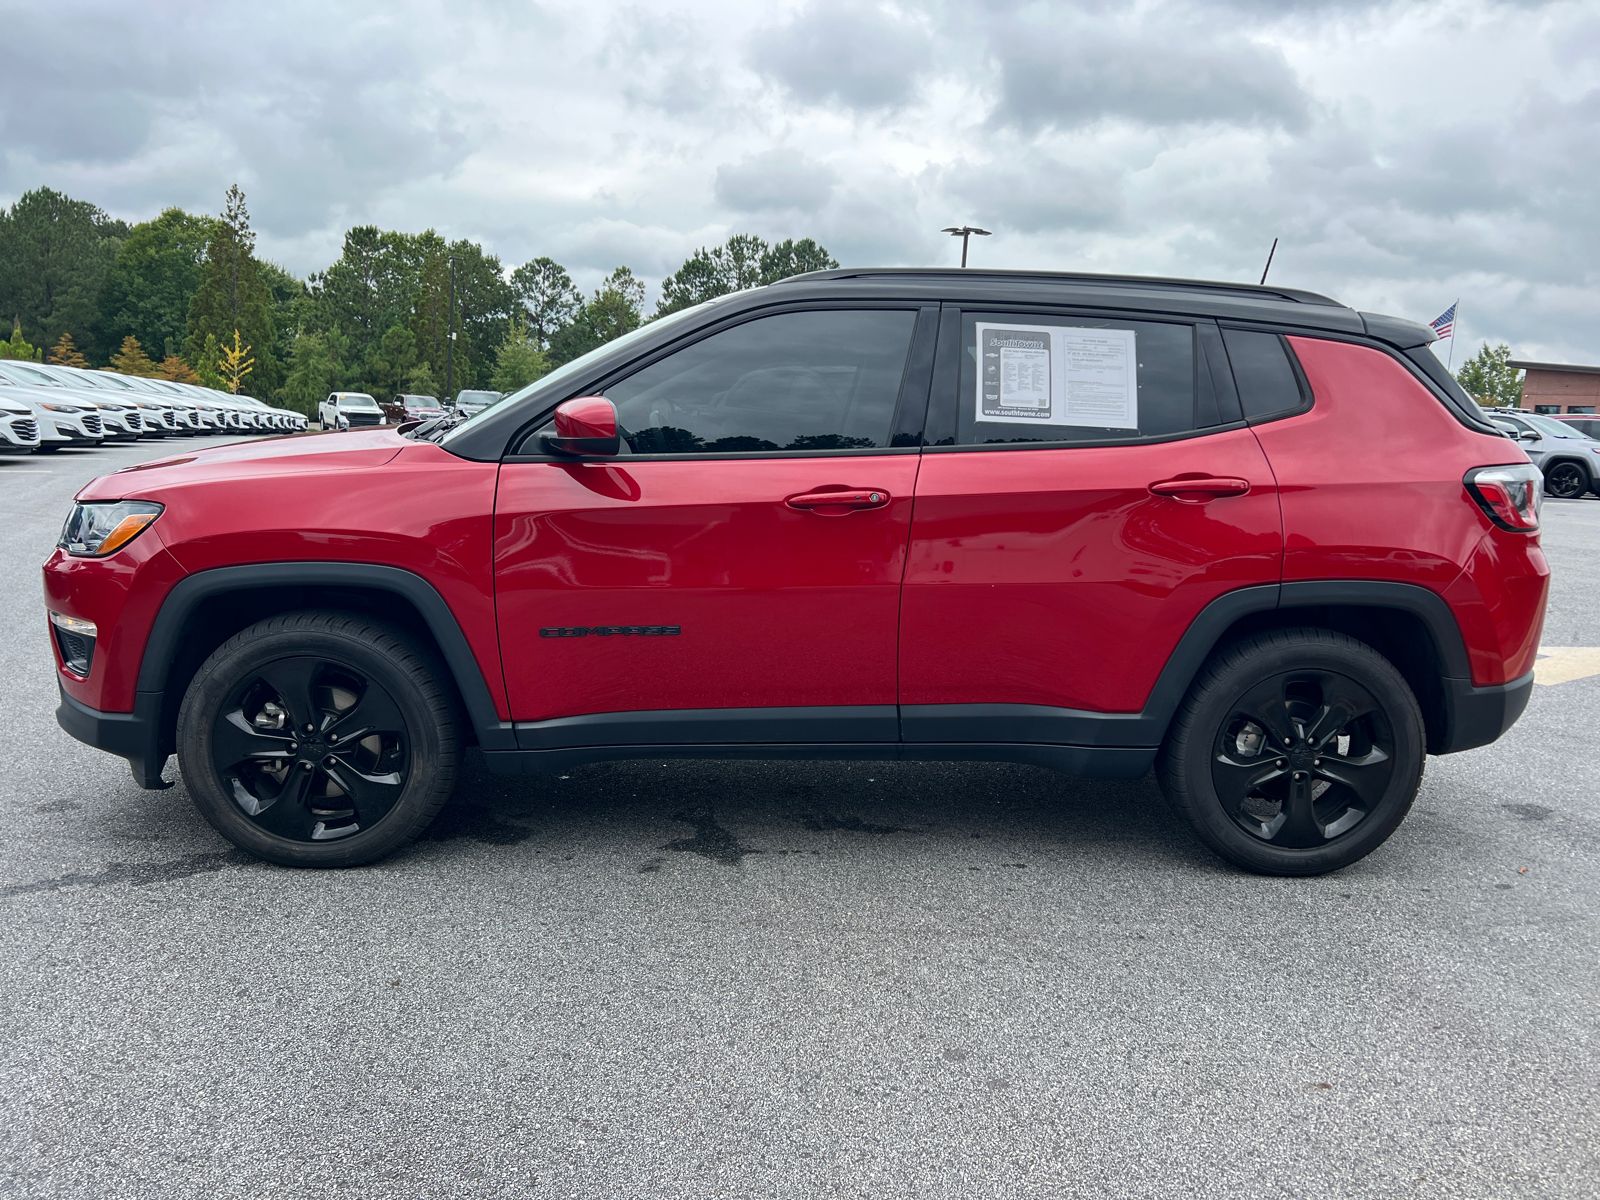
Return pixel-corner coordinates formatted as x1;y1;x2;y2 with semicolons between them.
776;266;1345;308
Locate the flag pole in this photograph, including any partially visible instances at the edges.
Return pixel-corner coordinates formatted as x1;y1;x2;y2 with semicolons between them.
1446;298;1460;371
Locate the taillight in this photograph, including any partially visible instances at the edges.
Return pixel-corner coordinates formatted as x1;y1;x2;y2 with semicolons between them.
1465;464;1542;532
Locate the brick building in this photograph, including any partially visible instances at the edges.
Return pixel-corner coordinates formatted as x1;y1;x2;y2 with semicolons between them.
1510;359;1600;415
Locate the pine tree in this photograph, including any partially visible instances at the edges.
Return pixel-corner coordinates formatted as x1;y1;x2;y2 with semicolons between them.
109;335;159;377
194;332;225;390
47;332;89;368
154;355;201;384
187;185;277;391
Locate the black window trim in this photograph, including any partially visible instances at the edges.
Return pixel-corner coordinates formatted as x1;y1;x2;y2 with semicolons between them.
1216;323;1316;427
501;300;937;464
924;303;1252;454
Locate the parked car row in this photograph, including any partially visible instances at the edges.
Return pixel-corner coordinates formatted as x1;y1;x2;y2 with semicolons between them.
0;360;305;454
1484;408;1600;498
317;390;505;431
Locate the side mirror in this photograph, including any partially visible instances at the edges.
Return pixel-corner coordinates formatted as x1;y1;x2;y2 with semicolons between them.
543;396;620;456
1519;430;1540;441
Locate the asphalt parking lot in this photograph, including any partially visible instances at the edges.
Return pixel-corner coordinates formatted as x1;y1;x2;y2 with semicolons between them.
2;437;1596;1200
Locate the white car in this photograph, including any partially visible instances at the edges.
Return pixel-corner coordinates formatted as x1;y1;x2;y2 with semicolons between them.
21;362;185;437
0;361;148;440
0;383;104;449
0;395;41;453
319;392;385;431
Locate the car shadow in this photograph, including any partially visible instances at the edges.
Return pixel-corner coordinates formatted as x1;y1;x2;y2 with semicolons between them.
415;750;1212;873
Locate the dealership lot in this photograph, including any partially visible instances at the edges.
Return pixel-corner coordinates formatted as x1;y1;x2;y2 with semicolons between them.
2;439;1596;1199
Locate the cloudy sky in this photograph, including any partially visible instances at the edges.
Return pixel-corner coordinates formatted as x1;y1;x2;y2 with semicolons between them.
3;0;1597;361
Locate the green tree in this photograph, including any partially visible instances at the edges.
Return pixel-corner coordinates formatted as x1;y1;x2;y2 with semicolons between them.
0;318;41;361
193;332;225;390
404;361;440;397
98;207;213;363
280;329;348;416
509;256;581;349
491;312;550;392
548;267;646;366
108;335;159;377
1456;342;1524;408
364;324;418;398
759;237;838;283
655;233;768;317
187;185;279;392
0;187;126;360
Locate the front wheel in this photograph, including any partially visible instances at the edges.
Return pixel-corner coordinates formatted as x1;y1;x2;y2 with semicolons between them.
1544;461;1588;499
177;612;459;866
1157;628;1425;876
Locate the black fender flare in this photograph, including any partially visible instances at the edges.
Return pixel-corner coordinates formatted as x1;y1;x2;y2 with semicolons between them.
135;562;515;751
901;580;1481;751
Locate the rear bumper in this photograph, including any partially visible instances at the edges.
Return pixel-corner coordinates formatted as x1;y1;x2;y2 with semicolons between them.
1436;670;1534;754
55;685;172;789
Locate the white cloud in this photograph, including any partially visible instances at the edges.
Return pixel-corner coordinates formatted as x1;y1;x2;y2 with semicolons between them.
1;0;1595;360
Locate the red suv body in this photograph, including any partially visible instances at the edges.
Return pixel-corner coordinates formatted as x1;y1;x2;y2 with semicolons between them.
44;270;1549;875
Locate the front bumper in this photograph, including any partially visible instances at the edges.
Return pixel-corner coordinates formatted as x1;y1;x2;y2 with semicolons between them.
56;685;172;789
1436;670;1534;754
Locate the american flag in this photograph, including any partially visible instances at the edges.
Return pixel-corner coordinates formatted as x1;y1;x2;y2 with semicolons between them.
1429;302;1457;339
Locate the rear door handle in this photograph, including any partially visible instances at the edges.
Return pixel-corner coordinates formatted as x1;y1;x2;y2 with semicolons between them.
786;489;891;511
1148;476;1251;501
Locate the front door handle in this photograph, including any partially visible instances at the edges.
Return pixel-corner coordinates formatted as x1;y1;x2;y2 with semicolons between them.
786;489;891;512
1148;476;1251;502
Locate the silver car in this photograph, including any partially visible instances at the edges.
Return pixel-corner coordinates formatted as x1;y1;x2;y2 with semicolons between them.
1487;410;1600;499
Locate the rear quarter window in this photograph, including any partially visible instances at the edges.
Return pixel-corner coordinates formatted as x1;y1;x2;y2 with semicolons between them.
1221;329;1308;421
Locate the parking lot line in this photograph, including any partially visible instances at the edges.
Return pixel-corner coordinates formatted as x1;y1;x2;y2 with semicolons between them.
1533;646;1600;685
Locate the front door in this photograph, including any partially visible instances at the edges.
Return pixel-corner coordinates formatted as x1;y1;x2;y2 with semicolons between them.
899;309;1283;742
495;307;930;747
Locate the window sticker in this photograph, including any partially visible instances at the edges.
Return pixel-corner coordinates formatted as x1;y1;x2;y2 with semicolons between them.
975;322;1138;429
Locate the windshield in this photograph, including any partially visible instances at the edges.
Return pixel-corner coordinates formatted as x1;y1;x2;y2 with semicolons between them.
339;395;380;409
1526;414;1592;439
0;362;57;386
439;294;739;446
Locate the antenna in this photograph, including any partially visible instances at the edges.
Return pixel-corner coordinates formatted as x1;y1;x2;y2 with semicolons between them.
942;226;992;268
1259;237;1279;285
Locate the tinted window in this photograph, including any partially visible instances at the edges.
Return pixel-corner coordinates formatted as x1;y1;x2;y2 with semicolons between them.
1222;329;1306;421
958;313;1197;445
605;310;916;454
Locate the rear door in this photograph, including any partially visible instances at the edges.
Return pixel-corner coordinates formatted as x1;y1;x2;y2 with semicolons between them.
899;308;1283;741
495;305;935;747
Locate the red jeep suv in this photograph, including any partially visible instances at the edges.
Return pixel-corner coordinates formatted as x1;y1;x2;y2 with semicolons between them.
44;270;1548;875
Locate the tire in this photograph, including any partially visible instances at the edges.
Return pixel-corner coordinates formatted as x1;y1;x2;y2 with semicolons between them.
176;611;459;867
1544;461;1588;499
1156;628;1425;876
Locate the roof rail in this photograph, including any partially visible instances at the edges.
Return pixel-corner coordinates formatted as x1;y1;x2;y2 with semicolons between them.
771;266;1345;308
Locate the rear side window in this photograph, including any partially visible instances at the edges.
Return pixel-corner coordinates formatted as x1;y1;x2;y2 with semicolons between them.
604;309;916;454
956;313;1204;446
1222;329;1307;421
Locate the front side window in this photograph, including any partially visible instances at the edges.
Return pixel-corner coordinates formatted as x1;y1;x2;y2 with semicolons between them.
604;309;917;454
958;312;1200;446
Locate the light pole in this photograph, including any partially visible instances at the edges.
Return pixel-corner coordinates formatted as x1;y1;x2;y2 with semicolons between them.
445;254;458;403
942;225;991;268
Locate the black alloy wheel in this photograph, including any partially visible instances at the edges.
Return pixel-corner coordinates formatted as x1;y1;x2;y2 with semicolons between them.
211;656;410;843
178;612;458;866
1210;670;1395;849
1544;462;1588;499
1158;628;1425;876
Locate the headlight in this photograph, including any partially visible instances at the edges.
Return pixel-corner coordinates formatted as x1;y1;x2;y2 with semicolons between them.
41;403;83;413
58;500;164;557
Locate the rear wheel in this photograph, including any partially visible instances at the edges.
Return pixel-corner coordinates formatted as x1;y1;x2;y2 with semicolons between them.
1157;628;1425;876
177;612;458;867
1544;461;1588;499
